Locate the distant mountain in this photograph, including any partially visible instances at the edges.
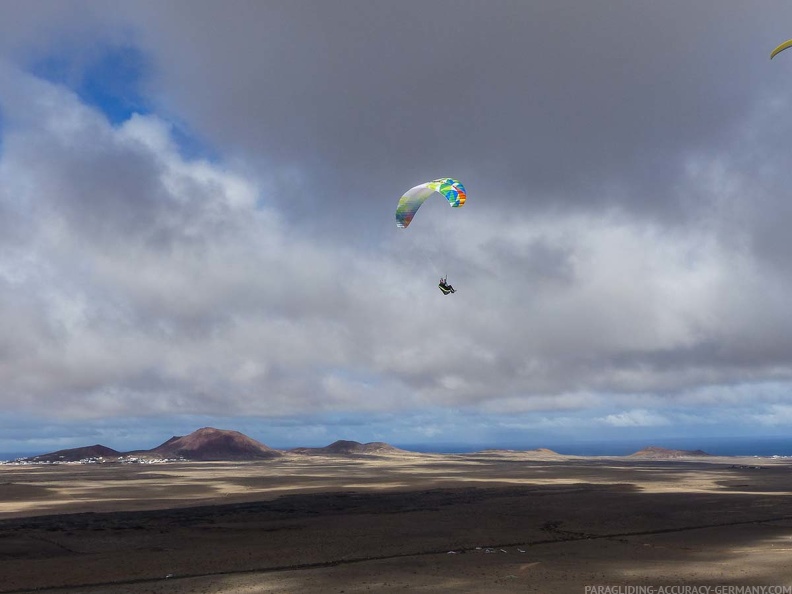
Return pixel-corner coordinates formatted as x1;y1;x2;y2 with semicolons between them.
290;439;406;456
21;444;121;463
629;446;712;459
146;427;282;461
533;448;560;455
13;430;413;463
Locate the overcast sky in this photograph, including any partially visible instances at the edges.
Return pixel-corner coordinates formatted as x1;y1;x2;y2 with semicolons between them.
2;1;792;454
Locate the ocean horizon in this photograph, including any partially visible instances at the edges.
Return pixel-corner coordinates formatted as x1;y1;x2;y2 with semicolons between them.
396;436;792;457
4;435;792;462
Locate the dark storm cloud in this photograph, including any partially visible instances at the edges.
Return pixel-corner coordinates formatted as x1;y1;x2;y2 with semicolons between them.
116;0;792;227
7;2;792;231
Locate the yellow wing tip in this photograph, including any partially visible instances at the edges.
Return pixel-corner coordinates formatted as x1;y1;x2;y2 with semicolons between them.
771;39;792;59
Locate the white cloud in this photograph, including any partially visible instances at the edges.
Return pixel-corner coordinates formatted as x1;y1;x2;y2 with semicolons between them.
598;410;671;428
751;404;792;426
4;68;792;424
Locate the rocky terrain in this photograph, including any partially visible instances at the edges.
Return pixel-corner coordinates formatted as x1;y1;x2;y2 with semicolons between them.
629;446;712;459
289;439;407;455
2;451;792;593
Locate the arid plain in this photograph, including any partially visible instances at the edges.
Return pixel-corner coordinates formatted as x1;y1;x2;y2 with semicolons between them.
2;450;792;593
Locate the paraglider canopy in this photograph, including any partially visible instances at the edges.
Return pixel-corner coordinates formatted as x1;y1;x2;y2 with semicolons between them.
771;39;792;59
395;178;466;229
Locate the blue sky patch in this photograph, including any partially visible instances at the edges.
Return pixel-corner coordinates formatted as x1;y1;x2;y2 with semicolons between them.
29;44;218;162
168;119;220;163
30;44;151;125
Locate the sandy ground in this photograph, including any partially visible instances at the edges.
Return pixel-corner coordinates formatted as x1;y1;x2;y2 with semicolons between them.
1;452;792;593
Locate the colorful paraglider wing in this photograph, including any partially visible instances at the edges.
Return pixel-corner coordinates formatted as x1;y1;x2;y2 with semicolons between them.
771;39;792;59
395;183;437;229
395;178;466;228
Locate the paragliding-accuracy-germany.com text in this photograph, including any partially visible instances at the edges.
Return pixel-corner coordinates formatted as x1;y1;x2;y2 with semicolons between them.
584;587;792;594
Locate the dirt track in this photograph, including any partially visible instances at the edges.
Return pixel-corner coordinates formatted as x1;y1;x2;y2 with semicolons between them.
2;453;791;593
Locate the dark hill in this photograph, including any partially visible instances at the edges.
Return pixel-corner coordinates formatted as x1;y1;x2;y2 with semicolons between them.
147;427;282;461
290;440;406;456
629;446;711;459
23;444;121;463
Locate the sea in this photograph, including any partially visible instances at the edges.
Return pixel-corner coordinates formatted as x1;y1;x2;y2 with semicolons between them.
0;451;40;462
395;436;792;457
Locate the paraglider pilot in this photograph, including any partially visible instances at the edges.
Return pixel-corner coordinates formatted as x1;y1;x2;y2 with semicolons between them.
439;276;455;295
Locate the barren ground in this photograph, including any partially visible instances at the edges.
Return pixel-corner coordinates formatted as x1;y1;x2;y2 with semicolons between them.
1;451;791;593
